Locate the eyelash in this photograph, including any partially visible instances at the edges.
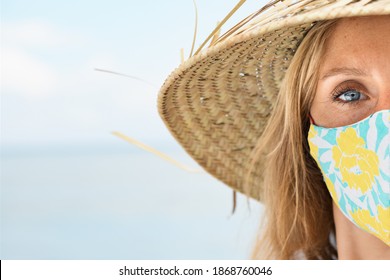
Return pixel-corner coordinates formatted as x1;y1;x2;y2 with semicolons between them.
331;82;368;105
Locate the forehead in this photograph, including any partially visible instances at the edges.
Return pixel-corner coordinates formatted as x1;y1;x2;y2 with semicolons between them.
321;15;390;71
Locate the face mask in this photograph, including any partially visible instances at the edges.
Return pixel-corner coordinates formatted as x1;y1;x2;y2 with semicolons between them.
308;109;390;246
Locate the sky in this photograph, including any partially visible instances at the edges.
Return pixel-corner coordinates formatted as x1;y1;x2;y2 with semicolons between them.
1;0;268;153
1;0;269;259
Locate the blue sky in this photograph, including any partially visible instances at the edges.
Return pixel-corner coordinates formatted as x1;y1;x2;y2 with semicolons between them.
1;0;268;259
1;0;267;152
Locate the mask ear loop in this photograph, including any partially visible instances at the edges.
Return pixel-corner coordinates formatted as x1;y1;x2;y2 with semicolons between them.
308;113;316;125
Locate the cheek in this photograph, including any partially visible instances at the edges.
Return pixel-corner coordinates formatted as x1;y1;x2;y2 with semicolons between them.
310;80;336;126
310;88;375;128
309;95;338;127
310;90;335;126
310;103;363;127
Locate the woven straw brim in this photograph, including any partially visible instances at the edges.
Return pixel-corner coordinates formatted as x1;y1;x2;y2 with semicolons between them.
158;0;390;200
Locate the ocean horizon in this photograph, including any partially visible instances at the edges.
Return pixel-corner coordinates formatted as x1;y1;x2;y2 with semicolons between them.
1;144;263;259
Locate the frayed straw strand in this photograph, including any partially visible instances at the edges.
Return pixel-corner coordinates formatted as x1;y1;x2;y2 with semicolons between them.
209;21;221;46
189;0;199;58
180;48;185;63
94;68;157;88
112;131;203;173
194;0;247;56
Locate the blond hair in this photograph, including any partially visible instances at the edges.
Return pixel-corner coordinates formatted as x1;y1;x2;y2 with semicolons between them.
249;19;339;259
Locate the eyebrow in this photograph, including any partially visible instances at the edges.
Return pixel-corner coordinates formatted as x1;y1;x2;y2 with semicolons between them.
320;67;368;80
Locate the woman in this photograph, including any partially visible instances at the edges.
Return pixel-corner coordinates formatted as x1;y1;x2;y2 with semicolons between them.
158;0;390;259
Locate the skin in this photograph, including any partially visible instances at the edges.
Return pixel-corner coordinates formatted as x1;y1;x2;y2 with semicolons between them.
311;16;390;259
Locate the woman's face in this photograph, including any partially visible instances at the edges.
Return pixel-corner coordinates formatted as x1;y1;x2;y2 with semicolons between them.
310;16;390;128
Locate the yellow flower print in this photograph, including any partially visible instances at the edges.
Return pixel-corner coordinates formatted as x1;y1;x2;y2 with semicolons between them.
308;127;319;161
332;128;379;193
350;206;390;246
324;176;338;205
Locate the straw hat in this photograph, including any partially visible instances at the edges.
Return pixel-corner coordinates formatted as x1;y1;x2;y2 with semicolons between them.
158;0;390;200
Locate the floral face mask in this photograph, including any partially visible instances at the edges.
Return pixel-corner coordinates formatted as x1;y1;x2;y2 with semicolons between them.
308;109;390;246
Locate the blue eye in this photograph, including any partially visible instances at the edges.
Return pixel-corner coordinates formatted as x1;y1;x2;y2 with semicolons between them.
336;90;362;102
331;81;369;105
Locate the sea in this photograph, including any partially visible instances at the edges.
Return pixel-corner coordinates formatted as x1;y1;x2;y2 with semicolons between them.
1;145;263;259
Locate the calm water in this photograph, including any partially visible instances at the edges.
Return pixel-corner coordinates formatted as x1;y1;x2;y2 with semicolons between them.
1;147;263;259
